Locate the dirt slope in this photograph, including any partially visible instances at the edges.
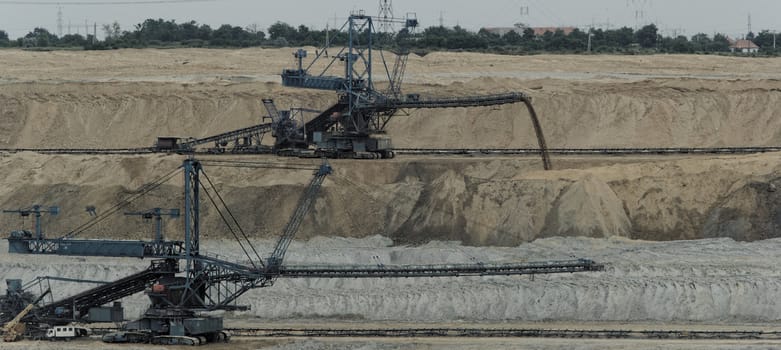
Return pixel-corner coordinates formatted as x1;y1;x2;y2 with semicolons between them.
1;152;780;245
1;48;780;244
2;78;781;149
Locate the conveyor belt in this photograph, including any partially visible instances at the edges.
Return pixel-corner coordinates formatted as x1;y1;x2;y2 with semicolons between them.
303;102;348;141
27;259;177;323
178;123;274;150
368;92;529;110
279;259;602;278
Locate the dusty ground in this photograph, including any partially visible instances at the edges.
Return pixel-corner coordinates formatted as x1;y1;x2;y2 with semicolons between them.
5;336;781;350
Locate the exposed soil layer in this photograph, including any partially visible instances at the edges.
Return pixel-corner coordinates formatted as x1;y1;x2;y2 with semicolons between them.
1;48;780;244
1;153;780;245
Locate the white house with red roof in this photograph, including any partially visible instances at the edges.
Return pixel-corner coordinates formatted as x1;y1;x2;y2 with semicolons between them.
729;39;759;53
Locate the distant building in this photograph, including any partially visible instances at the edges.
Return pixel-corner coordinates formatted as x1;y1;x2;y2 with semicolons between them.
729;39;759;53
529;27;577;36
482;24;577;37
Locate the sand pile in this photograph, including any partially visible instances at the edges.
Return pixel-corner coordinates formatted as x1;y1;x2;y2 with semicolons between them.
541;175;631;238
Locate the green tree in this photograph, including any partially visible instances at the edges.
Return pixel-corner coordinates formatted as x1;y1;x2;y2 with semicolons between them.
635;24;658;48
477;28;501;44
25;27;58;47
502;30;522;45
180;21;212;41
418;25;449;48
244;23;265;41
102;21;122;40
296;25;318;46
710;33;730;52
0;30;8;47
134;19;182;42
522;27;535;41
444;25;486;49
689;33;712;52
268;21;297;41
59;33;87;47
567;28;588;50
753;30;776;52
670;35;692;53
605;27;635;47
212;24;247;46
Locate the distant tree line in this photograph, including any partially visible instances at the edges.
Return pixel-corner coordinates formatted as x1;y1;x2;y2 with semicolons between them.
0;19;775;55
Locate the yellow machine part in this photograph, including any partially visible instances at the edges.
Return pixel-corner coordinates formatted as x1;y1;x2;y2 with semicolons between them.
2;322;25;342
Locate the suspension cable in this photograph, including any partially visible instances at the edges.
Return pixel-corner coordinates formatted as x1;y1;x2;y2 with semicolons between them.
200;168;265;269
61;166;182;239
198;180;258;270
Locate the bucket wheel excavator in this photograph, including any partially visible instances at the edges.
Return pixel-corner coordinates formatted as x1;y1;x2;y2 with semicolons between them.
2;157;596;344
268;12;551;169
156;10;550;169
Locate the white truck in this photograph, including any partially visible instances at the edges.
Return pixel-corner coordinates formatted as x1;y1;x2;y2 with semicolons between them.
45;325;89;341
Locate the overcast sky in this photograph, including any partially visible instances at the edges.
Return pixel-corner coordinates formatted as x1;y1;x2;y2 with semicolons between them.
0;0;776;40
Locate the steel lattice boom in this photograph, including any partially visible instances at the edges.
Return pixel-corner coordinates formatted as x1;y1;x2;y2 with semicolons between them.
268;13;552;167
1;157;601;345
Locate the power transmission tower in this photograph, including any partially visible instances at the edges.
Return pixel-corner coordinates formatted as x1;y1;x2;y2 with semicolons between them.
627;0;651;30
57;6;63;37
439;11;444;27
515;4;529;27
377;0;394;33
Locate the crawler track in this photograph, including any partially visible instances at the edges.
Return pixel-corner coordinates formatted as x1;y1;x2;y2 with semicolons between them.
1;147;780;156
86;326;781;341
394;147;781;155
225;327;781;340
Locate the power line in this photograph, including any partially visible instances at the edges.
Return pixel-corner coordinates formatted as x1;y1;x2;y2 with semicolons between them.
527;0;565;27
0;0;214;5
627;0;652;30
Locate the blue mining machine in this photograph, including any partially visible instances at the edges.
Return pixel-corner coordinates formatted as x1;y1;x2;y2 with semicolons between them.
0;157;601;345
156;10;551;169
